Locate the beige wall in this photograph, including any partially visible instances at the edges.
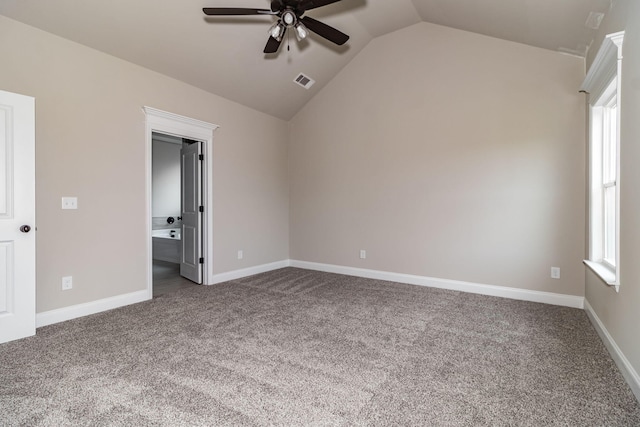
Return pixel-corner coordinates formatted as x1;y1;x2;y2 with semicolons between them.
289;22;586;296
0;15;290;313
0;10;618;325
585;0;640;383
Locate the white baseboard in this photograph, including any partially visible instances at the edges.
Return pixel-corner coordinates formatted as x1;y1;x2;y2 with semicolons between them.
584;299;640;402
36;290;150;328
34;259;584;327
35;260;290;328
209;260;291;285
290;260;584;309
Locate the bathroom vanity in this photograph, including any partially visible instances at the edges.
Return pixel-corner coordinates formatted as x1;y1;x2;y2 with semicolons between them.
152;228;181;263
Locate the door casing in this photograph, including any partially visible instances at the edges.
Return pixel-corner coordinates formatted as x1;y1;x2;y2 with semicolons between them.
144;107;218;298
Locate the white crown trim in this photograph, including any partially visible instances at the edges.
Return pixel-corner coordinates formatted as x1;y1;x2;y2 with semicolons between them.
581;31;624;101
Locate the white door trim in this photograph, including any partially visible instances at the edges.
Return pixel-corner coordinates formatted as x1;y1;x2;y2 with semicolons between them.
143;107;219;298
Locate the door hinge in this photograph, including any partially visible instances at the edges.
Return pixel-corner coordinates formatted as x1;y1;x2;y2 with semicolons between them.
199;154;204;161
199;206;204;213
199;257;204;264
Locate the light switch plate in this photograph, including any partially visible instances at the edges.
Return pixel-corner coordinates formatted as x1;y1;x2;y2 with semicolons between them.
62;197;78;210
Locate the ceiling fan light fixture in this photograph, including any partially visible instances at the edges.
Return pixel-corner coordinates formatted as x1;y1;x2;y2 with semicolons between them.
295;22;308;41
282;10;296;26
203;1;350;54
269;22;284;41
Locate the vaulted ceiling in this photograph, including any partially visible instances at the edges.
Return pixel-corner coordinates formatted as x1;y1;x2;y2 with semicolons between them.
0;0;612;120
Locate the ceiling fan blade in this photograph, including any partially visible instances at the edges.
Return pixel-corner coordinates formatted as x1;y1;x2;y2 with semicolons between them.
203;8;275;16
298;0;342;11
300;16;349;45
264;35;283;54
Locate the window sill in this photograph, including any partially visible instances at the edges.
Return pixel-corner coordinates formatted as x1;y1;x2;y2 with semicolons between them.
584;260;617;287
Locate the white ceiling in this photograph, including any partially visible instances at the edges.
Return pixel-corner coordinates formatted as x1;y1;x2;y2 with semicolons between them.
0;0;612;120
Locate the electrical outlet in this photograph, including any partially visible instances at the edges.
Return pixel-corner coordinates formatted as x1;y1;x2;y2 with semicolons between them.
238;250;243;260
551;267;561;279
360;250;366;259
61;197;78;210
62;276;73;290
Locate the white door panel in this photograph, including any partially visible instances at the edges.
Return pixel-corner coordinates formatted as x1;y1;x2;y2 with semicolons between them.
0;242;13;314
0;90;35;344
180;141;202;284
0;107;8;216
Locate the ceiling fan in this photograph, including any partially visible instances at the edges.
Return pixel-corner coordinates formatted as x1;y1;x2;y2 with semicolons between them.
203;0;350;54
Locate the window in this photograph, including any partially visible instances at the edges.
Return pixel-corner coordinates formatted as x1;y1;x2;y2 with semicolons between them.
589;79;618;277
581;32;624;289
602;90;617;268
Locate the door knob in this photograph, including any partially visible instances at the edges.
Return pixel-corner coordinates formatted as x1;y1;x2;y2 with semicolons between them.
20;225;31;233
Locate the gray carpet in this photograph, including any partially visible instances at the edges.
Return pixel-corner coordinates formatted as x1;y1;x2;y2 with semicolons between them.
1;267;639;426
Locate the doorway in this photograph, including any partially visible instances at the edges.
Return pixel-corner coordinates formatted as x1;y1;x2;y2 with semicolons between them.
151;132;198;296
144;107;218;299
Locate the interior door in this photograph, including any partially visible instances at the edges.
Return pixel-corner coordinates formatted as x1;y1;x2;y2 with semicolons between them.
180;140;203;284
0;90;36;344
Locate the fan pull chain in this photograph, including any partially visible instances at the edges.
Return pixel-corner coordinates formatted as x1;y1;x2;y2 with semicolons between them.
287;29;290;51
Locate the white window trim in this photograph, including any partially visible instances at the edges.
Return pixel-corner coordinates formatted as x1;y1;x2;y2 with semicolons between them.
581;31;624;291
581;32;624;100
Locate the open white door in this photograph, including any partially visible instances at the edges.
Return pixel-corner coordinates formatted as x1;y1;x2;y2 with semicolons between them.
180;140;203;284
0;90;35;344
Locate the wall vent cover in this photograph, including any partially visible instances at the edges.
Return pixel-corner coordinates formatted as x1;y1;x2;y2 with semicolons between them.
585;11;604;30
294;73;315;89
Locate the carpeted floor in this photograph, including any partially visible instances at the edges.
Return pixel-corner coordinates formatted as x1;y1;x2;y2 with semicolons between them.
1;267;639;426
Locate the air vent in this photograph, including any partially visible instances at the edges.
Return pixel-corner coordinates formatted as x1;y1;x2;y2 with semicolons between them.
585;11;605;30
294;73;315;89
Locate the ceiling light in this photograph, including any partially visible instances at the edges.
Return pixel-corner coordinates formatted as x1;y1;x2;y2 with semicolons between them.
295;23;308;41
282;11;295;26
269;22;284;41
